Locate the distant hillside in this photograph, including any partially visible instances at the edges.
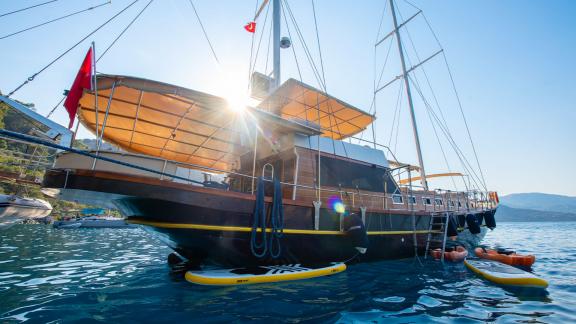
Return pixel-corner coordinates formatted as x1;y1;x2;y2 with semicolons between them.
500;193;576;214
77;138;121;152
496;205;576;222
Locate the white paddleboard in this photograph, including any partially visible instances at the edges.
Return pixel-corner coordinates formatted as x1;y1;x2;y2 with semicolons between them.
185;263;346;286
465;259;548;289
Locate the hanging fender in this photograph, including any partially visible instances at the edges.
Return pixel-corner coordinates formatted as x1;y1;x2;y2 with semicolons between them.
466;213;481;234
342;213;369;254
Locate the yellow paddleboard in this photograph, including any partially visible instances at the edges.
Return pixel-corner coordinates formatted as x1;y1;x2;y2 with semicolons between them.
465;259;548;289
185;263;346;286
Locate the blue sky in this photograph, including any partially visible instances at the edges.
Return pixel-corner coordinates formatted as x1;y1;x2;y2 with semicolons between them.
0;0;575;196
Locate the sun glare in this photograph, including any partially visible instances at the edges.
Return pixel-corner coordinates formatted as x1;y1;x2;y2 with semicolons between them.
219;69;251;114
225;89;249;113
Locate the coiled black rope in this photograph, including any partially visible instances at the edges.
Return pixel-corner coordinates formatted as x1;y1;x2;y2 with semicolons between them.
250;177;285;259
250;177;268;258
269;178;284;259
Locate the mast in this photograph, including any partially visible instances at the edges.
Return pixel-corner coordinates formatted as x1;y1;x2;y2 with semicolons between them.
389;0;428;191
272;0;281;89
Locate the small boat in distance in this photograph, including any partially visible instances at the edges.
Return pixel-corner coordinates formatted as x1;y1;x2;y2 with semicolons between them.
0;194;52;230
53;208;134;228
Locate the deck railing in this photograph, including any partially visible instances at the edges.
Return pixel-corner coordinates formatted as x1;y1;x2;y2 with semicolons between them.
52;149;497;214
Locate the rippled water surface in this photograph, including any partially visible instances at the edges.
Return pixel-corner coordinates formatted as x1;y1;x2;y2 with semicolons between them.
1;222;575;323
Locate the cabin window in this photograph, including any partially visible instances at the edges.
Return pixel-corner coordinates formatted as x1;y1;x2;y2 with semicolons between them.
449;200;455;207
392;195;404;204
408;196;416;204
317;156;397;192
422;197;432;205
458;201;462;208
435;198;443;206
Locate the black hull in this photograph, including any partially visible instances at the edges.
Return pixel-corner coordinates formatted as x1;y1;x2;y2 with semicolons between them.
137;225;428;266
117;197;489;267
43;169;495;267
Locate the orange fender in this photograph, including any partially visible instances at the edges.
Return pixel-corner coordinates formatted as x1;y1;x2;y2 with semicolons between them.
474;248;535;267
431;246;468;262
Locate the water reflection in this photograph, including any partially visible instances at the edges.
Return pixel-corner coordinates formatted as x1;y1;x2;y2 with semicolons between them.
0;223;575;322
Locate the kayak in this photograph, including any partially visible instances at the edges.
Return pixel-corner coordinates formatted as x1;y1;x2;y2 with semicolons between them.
475;248;535;267
430;246;468;262
465;259;548;289
185;263;346;285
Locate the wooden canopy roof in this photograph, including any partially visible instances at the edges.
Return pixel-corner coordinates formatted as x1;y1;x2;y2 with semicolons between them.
77;75;321;172
257;78;375;140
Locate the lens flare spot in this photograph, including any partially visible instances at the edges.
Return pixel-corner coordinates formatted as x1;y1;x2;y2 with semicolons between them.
328;195;346;214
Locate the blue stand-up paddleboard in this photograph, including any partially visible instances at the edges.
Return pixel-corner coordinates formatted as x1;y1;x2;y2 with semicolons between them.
185;263;346;286
465;259;548;289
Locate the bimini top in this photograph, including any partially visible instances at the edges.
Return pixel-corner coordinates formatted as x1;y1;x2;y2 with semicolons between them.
257;78;375;140
77;75;320;172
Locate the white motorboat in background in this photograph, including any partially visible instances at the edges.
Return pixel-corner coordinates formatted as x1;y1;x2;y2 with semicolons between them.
0;194;52;230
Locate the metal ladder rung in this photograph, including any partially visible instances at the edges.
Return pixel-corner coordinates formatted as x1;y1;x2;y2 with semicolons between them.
424;212;451;262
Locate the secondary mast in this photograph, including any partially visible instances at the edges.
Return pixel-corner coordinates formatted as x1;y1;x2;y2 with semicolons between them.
389;0;428;191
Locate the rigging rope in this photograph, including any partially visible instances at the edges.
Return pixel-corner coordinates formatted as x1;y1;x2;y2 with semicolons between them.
248;1;272;83
282;0;324;89
247;0;260;90
0;0;59;19
408;74;485;190
402;0;487;190
0;1;111;41
311;0;327;87
97;0;154;63
394;7;458;190
280;0;346;153
263;19;273;76
187;0;220;65
280;1;302;81
441;52;488;190
45;95;66;118
7;0;141;98
310;0;347;156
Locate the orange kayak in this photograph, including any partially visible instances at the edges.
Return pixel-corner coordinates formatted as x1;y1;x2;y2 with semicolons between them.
474;248;535;267
431;246;468;262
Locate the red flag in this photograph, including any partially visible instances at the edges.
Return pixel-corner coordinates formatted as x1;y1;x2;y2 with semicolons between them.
64;47;93;128
244;21;256;33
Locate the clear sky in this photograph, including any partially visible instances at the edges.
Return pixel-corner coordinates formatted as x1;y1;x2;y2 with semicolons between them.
0;0;575;196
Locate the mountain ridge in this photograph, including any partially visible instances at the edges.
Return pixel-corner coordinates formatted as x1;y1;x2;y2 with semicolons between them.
496;192;576;222
500;192;576;214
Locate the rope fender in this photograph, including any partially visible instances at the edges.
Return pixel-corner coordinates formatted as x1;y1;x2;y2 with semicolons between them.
250;177;284;259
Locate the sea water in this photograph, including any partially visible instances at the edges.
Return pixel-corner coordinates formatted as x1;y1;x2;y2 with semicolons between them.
0;222;575;323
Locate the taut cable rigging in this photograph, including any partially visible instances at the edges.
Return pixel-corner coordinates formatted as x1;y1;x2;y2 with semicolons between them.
0;1;111;41
187;0;220;65
7;0;141;98
0;0;59;19
97;0;155;63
